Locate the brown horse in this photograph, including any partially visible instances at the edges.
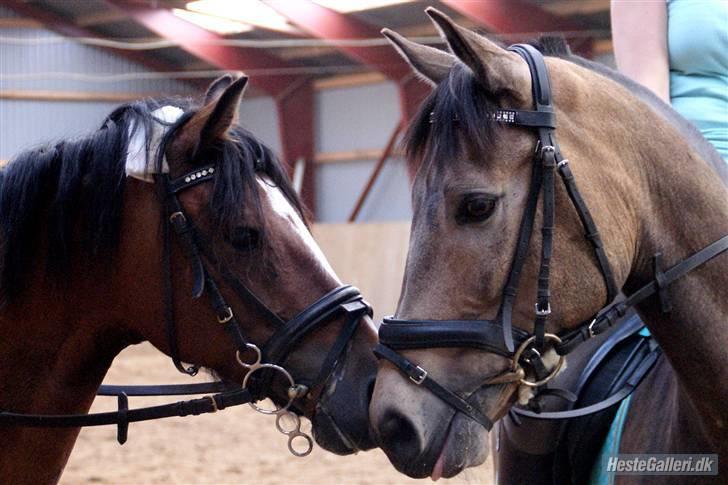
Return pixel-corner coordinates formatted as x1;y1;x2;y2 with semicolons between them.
0;75;377;484
369;8;728;483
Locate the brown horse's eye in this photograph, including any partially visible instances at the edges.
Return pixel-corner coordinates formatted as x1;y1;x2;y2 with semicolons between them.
230;226;260;251
457;194;497;224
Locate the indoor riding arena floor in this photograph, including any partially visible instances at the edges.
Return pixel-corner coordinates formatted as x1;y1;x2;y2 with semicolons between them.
63;342;495;485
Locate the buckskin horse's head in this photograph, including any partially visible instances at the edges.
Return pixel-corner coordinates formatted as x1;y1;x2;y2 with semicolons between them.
369;9;642;479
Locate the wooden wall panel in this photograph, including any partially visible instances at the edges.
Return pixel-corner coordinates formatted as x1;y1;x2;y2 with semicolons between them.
312;222;410;319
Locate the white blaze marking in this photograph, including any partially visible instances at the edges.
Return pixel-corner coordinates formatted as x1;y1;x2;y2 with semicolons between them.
257;177;341;283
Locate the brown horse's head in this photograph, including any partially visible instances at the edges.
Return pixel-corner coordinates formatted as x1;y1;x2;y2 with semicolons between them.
1;75;377;456
120;76;379;454
370;9;645;479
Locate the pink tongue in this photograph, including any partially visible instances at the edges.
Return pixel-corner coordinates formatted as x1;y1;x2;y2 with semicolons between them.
431;448;446;481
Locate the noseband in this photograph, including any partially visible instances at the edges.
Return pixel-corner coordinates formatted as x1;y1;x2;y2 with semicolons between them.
0;163;372;457
374;44;728;430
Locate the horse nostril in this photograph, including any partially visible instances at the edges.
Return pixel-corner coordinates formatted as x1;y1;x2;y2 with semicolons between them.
377;409;422;464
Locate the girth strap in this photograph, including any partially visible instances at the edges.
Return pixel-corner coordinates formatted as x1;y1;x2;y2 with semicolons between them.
373;344;494;430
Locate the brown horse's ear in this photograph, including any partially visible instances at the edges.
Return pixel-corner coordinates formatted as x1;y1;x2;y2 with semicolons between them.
381;28;454;86
425;7;531;104
168;75;248;164
204;73;235;104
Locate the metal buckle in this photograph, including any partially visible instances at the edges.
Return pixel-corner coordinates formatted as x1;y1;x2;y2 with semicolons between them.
535;303;551;317
205;395;218;413
587;318;598;338
409;366;428;385
217;306;234;324
557;158;570;168
522;347;541;364
169;211;186;224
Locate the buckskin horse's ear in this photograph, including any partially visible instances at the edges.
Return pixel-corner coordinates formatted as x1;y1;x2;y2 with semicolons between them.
381;28;454;86
168;75;248;164
425;7;531;104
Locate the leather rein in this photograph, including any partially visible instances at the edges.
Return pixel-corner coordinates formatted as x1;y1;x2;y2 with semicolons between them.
0;164;372;457
374;44;728;430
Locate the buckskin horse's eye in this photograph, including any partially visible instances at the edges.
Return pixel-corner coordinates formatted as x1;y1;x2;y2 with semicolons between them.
457;194;497;224
230;226;260;251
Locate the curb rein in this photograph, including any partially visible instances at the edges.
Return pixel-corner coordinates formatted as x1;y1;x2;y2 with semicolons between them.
374;44;728;430
0;165;372;457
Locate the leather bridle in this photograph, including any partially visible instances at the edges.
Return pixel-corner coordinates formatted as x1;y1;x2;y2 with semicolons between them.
374;44;728;431
0;162;372;457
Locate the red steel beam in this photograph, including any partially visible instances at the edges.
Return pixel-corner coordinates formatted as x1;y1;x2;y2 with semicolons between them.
276;81;316;212
263;0;431;218
262;0;431;120
105;0;303;96
104;1;317;212
0;0;207;90
262;0;410;81
441;0;584;35
440;0;593;57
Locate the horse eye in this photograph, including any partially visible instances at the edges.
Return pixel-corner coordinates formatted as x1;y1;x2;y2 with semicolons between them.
230;226;260;251
456;194;497;224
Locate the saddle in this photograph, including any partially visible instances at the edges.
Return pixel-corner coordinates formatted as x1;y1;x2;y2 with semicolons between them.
551;314;660;484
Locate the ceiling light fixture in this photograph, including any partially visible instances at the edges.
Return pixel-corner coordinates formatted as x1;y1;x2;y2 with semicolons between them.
312;0;414;14
186;0;299;33
172;8;252;35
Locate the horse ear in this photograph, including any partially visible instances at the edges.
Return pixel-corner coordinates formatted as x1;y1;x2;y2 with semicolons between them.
204;73;235;104
381;28;454;86
425;7;531;103
168;75;248;164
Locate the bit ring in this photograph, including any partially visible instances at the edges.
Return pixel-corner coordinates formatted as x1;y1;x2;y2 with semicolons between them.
512;334;565;388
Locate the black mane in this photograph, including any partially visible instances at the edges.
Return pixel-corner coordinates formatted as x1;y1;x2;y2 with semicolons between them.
0;98;301;301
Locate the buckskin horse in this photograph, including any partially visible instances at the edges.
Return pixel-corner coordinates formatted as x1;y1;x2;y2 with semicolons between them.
0;75;377;484
369;8;728;484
